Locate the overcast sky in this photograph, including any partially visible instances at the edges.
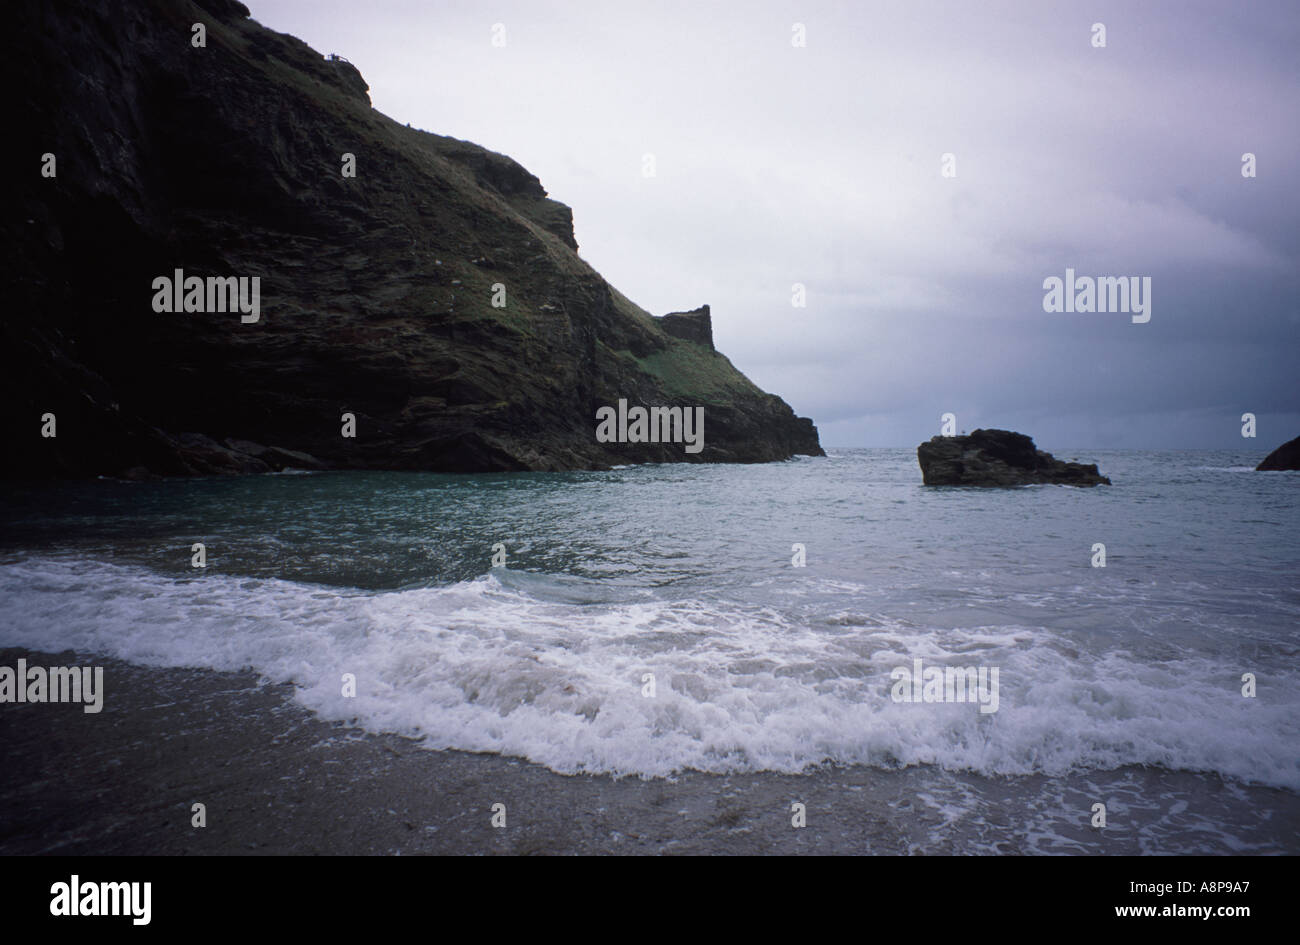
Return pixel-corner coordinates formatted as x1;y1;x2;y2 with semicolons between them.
249;0;1298;449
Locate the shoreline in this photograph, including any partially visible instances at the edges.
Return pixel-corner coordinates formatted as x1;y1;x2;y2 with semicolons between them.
2;649;1296;855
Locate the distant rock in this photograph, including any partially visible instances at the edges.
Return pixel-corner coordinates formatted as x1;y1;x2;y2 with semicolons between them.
917;429;1110;487
1256;435;1300;471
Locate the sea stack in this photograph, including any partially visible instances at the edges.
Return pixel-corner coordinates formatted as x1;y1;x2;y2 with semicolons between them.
1256;435;1300;471
917;429;1110;486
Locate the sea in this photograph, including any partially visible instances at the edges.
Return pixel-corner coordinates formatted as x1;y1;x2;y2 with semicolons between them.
1;448;1297;854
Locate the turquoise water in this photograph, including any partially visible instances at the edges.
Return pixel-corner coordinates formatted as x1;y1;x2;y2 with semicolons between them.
1;449;1297;797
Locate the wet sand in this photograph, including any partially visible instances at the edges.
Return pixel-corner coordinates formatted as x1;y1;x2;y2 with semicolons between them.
2;649;1296;855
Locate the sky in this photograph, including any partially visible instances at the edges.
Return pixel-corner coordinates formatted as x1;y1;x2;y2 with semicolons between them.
247;0;1298;450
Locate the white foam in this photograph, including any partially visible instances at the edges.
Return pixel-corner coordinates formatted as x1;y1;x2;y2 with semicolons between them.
1;555;1296;786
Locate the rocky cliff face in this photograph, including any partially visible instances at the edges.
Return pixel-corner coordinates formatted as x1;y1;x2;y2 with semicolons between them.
917;430;1110;486
3;0;822;478
658;306;715;349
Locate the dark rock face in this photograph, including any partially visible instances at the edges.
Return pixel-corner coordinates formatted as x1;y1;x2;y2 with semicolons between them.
1257;436;1300;471
917;429;1110;487
3;0;822;479
658;306;715;350
323;57;370;105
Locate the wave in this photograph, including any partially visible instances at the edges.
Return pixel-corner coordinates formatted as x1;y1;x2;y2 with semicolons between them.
0;555;1296;788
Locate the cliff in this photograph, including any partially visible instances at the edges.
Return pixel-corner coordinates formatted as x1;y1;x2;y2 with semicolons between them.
2;0;822;478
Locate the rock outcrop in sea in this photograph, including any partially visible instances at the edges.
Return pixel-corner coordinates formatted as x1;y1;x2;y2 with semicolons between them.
3;0;822;479
917;429;1110;486
1256;436;1300;471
